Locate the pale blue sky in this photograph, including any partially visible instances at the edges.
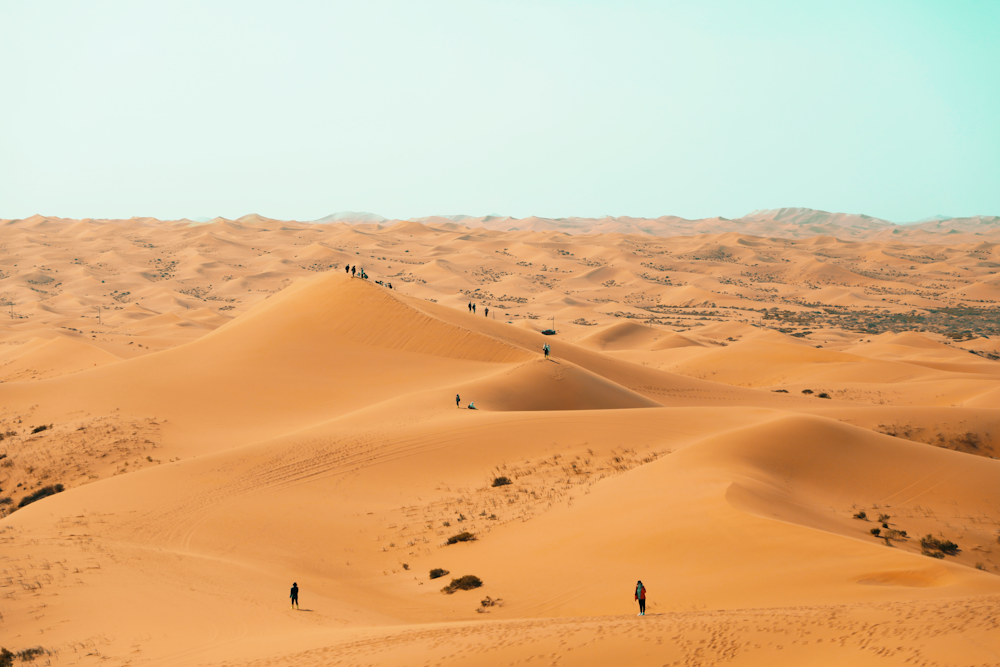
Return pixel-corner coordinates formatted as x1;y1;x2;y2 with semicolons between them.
1;1;997;222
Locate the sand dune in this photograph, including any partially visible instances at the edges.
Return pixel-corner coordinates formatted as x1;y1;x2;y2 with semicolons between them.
0;214;998;666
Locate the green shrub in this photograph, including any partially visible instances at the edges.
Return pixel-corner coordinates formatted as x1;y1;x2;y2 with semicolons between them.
492;476;512;487
441;575;483;594
920;534;959;556
17;484;64;509
429;568;450;580
446;532;476;545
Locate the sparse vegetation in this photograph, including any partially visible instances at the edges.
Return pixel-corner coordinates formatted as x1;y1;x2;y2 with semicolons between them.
441;575;483;594
853;510;867;520
30;424;51;434
877;513;890;522
817;392;831;399
446;531;476;545
771;389;788;393
802;389;813;395
492;476;512;487
17;484;64;509
429;568;450;580
870;528;881;537
920;534;959;557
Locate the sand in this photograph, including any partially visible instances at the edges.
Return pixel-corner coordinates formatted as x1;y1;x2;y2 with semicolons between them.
1;211;999;666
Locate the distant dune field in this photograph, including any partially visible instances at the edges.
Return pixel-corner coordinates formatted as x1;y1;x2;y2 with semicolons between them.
1;211;999;666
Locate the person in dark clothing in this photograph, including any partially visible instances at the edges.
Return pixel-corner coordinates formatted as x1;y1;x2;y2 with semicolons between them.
635;580;646;616
543;343;550;359
468;302;472;312
456;393;461;408
290;582;299;609
484;307;489;317
351;266;356;278
472;304;476;314
345;264;349;274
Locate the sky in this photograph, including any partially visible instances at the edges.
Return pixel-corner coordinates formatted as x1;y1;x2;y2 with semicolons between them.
1;0;998;223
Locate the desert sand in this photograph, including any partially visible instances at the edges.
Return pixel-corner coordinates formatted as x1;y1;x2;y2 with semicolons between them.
1;209;999;666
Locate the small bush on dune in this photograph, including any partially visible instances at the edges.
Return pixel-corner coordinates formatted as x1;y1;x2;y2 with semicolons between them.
429;568;450;580
801;389;814;395
771;389;788;393
492;476;512;487
441;575;483;594
870;528;881;537
17;484;64;509
446;532;476;545
0;648;12;667
30;425;51;435
853;510;867;520
817;393;831;399
0;497;11;506
920;534;959;556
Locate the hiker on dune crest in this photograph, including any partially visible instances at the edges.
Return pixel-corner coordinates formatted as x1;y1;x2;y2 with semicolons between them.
290;582;299;610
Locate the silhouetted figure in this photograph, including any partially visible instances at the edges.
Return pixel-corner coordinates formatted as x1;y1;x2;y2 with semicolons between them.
290;582;299;610
468;302;472;312
543;343;550;359
351;266;356;278
472;304;476;314
456;393;461;408
484;307;489;317
635;580;646;616
345;264;349;274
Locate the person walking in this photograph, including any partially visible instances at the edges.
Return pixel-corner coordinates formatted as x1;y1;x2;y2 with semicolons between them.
345;264;349;274
468;302;472;312
351;265;356;278
484;307;489;318
472;304;476;314
456;393;461;408
543;343;550;359
635;580;646;616
290;582;299;610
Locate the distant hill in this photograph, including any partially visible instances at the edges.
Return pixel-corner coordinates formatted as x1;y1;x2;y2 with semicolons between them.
314;211;388;224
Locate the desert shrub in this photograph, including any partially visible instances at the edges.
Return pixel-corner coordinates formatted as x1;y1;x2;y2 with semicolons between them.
0;648;12;667
441;575;483;594
883;529;906;541
801;389;814;395
0;497;10;506
771;389;788;393
402;563;409;570
429;568;450;580
16;647;46;662
492;476;512;487
446;531;476;545
817;393;831;399
30;425;50;435
976;562;986;570
870;528;881;537
853;510;867;520
920;534;959;556
17;484;64;509
877;513;890;522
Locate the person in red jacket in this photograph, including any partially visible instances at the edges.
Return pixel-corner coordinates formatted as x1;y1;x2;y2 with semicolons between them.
635;580;646;616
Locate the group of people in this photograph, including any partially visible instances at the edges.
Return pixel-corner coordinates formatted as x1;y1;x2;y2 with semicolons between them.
290;580;648;615
344;263;395;288
346;264;368;280
455;394;476;410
